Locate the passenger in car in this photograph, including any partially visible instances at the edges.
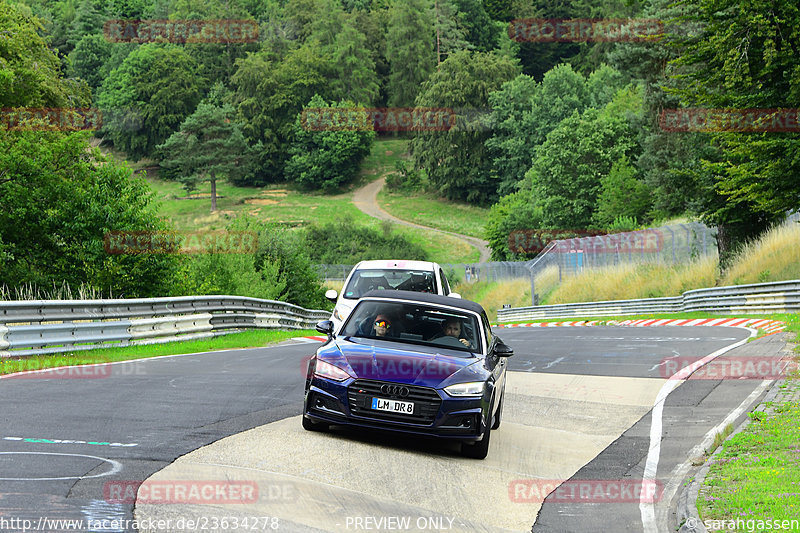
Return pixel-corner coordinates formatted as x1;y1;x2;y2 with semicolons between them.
372;314;393;337
432;317;470;347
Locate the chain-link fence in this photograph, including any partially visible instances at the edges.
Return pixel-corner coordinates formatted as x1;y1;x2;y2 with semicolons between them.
314;223;720;305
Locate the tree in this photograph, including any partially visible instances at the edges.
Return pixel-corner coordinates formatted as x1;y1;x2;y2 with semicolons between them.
525;86;641;229
285;95;376;192
592;156;651;228
0;0;88;108
433;0;473;65
96;44;206;160
157;102;255;211
386;0;436;107
668;0;799;263
330;22;380;105
409;50;519;205
0;131;179;297
232;40;335;182
68;33;112;91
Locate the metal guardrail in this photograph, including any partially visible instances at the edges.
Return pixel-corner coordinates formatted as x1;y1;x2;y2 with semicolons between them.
0;296;330;357
497;280;800;322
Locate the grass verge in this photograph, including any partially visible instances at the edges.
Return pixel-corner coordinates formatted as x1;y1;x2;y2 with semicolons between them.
378;189;489;239
696;313;800;530
0;329;315;376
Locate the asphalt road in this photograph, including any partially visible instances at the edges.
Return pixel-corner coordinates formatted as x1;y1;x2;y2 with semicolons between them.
0;326;779;532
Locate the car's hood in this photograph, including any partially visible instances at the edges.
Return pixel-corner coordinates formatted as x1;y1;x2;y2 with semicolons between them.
319;338;487;388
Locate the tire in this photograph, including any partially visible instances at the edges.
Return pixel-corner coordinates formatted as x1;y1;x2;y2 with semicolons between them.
491;391;504;430
461;424;491;459
302;415;328;432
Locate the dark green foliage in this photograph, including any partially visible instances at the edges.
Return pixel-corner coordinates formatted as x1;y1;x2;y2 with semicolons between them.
592;156;651;228
385;160;426;192
484;191;543;260
96;44;207;160
68;34;112;91
525;87;641;229
232;40;336;183
386;0;436;106
285;95;376;192
409;50;519;205
0;131;179;297
486;64;624;196
304;217;429;265
255;223;332;310
0;0;89;108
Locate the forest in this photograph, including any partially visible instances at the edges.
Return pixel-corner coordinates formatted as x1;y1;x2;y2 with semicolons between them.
1;0;798;305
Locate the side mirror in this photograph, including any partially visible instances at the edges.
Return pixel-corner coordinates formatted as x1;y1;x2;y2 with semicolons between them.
325;289;338;302
448;292;462;299
316;320;334;337
494;342;513;358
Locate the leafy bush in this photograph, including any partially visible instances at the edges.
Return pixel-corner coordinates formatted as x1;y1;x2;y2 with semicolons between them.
304;217;428;265
285;95;376;192
173;216;331;310
385;160;426;192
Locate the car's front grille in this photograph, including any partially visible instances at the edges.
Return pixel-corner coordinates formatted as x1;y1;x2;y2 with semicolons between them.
348;379;442;425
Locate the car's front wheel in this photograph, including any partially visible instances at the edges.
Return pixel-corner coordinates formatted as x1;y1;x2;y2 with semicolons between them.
461;424;491;459
492;387;505;430
302;415;328;432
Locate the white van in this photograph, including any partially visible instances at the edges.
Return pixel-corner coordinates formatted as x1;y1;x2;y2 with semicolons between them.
325;260;460;332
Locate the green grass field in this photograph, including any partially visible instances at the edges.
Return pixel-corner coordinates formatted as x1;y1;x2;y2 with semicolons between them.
378;189;489;239
136;138;481;264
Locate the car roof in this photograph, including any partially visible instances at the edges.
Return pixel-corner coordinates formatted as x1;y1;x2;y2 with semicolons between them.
360;289;485;315
354;260;439;271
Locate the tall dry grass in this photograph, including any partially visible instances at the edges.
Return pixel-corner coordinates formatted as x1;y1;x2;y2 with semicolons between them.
453;278;531;321
544;255;718;304
721;221;800;285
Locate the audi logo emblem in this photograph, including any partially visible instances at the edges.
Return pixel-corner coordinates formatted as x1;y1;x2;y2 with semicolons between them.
380;384;409;397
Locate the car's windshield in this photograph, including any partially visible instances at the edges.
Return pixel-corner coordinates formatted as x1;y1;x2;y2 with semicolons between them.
342;269;438;299
340;300;482;355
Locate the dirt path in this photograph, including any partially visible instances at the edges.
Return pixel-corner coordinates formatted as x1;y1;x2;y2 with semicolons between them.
352;178;491;263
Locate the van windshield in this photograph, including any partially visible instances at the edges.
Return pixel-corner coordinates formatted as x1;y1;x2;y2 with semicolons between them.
342;269;438;299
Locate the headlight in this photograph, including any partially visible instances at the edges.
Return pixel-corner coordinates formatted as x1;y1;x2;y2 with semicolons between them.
444;382;485;397
314;360;352;382
332;305;349;322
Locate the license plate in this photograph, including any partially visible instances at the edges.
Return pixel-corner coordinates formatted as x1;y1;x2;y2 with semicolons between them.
371;397;415;414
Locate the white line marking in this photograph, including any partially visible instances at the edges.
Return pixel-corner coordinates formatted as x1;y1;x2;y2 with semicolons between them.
544;357;565;369
655;379;772;529
0;451;122;481
639;327;756;533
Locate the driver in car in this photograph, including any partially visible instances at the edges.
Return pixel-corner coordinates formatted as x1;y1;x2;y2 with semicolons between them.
433;317;470;347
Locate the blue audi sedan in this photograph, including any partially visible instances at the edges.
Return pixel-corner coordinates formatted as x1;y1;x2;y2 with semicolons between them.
302;290;513;459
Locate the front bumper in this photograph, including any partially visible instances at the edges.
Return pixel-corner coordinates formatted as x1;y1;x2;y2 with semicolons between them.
304;377;488;441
